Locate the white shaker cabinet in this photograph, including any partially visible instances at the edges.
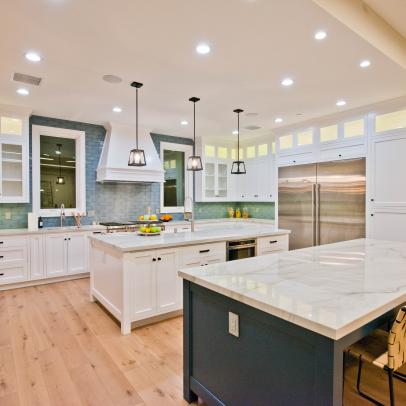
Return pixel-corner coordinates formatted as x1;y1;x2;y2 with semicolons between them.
30;235;45;280
67;233;87;274
45;234;67;277
156;249;180;313
0;236;29;285
368;131;406;242
120;248;181;334
45;232;88;277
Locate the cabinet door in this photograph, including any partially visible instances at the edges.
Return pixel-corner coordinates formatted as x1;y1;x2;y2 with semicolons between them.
45;234;67;277
30;235;45;280
156;249;180;313
129;252;157;320
67;233;88;274
370;210;406;242
216;162;228;199
370;134;406;205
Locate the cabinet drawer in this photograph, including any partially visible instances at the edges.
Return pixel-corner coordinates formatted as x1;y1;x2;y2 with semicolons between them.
0;264;28;285
181;242;226;266
0;246;27;264
257;234;289;255
0;236;28;248
319;143;366;162
278;152;314;167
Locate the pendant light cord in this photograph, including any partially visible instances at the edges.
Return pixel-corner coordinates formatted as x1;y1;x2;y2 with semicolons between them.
136;87;139;149
58;144;62;178
193;101;196;155
237;111;240;161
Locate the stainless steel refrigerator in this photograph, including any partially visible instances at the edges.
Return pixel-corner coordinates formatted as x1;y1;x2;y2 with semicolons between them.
278;158;366;250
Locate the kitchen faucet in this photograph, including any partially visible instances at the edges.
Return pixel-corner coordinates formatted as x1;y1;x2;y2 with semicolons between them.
60;203;65;228
184;196;195;232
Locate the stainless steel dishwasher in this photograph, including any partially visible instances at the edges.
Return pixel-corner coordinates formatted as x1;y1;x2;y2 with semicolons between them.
226;239;256;261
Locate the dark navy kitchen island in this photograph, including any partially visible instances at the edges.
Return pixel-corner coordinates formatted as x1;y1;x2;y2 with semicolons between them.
179;239;406;406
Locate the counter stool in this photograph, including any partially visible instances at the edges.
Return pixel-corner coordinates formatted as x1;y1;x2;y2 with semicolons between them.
346;307;406;406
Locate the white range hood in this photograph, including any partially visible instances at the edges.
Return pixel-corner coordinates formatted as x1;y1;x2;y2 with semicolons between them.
97;122;164;183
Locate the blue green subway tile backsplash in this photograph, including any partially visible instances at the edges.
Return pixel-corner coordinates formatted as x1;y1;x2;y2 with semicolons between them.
0;117;274;229
194;202;275;220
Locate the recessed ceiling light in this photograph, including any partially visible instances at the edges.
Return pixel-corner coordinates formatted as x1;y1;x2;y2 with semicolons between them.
245;112;258;117
181;120;188;126
196;43;211;55
314;31;327;40
17;88;29;95
55;149;61;155
112;106;122;113
281;78;294;87
274;118;283;123
336;99;346;107
25;52;41;62
232;130;238;135
360;60;371;68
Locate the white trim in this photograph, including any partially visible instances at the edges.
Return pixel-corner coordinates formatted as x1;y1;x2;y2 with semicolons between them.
32;125;86;217
159;142;193;213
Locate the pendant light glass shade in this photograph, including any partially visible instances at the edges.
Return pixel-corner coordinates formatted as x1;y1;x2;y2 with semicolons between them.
187;155;203;171
187;97;203;171
56;144;66;184
128;81;147;167
128;148;146;167
231;109;246;174
231;160;246;174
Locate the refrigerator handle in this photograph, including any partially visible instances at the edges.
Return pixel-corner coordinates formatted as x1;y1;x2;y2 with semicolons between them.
312;184;316;246
316;183;321;246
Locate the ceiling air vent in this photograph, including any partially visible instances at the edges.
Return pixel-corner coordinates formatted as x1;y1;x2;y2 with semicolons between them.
12;72;42;86
244;125;261;131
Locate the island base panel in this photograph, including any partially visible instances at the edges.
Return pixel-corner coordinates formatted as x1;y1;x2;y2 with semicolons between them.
183;281;343;406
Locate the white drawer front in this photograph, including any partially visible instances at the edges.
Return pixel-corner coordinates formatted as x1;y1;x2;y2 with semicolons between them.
0;246;27;264
257;234;289;255
0;264;28;285
181;242;226;267
319;143;366;162
0;236;28;248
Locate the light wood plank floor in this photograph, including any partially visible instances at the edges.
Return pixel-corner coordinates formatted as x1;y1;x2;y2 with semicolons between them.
1;278;406;405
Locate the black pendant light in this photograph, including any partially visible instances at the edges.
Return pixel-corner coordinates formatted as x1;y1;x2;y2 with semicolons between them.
231;108;246;174
56;143;65;184
128;81;146;166
186;97;203;171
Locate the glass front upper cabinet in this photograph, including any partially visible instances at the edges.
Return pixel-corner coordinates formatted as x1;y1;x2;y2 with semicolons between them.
0;110;29;203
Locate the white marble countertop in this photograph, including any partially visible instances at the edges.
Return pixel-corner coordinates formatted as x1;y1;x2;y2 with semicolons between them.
179;239;406;340
89;222;289;252
0;225;105;236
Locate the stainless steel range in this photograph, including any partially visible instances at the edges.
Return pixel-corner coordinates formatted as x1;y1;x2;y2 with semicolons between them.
99;221;165;233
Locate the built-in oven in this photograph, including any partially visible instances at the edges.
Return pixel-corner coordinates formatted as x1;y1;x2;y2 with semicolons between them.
226;239;256;261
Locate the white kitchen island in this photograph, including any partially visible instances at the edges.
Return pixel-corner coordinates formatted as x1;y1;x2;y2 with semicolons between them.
179;238;406;406
89;221;290;334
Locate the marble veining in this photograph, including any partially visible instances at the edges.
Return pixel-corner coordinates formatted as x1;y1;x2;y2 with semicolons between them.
179;239;406;340
89;223;289;252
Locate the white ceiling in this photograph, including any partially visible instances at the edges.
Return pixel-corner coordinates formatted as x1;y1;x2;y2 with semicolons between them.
1;0;406;140
364;0;406;39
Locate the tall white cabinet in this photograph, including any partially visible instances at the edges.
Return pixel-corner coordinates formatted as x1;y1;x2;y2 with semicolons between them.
0;105;30;203
368;122;406;242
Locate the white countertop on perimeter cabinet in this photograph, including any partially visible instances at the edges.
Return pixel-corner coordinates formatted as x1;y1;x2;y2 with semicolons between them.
89;223;290;253
179;238;406;340
0;225;105;236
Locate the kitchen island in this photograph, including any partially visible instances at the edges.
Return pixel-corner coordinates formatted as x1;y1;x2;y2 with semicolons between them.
179;238;406;406
89;222;290;334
